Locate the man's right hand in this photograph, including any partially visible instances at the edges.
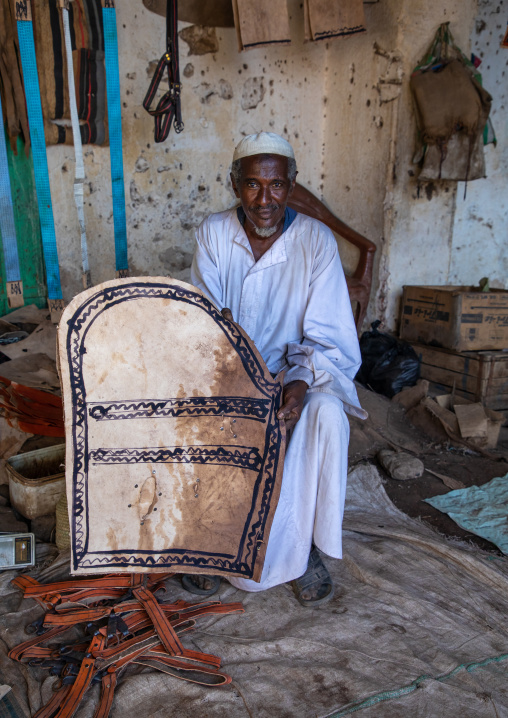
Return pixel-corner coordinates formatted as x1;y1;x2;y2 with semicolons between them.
277;379;308;432
221;307;234;323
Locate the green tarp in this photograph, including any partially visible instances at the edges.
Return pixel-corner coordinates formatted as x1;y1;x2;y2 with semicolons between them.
425;473;508;554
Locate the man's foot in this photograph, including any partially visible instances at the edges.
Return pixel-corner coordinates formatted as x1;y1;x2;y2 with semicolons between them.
291;548;334;607
181;574;221;597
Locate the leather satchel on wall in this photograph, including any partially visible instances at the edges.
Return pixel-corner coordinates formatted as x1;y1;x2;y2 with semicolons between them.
410;23;493;183
58;277;285;579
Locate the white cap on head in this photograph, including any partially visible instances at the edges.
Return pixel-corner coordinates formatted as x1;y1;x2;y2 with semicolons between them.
233;131;295;162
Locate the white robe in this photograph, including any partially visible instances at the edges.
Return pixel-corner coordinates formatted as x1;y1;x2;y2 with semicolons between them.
191;208;366;591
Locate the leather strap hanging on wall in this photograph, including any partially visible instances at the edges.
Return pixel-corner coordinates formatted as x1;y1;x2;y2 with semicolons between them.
101;0;129;278
0;92;24;308
14;0;65;322
29;0;109;147
143;0;184;142
0;0;30;153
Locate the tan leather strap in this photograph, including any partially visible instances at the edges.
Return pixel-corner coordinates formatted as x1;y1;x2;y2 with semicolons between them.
133;586;184;657
133;656;232;687
53;634;104;718
44;607;113;626
11;575;40;592
12;575;55;609
33;685;71;718
95;635;161;670
173;602;245;623
23;576;137;598
148;647;221;669
55;588;128;604
93;672;118;718
8;626;69;662
93;627;156;660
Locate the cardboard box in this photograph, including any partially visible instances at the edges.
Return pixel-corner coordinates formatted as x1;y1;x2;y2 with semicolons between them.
411;342;508;410
400;285;508;352
434;394;504;448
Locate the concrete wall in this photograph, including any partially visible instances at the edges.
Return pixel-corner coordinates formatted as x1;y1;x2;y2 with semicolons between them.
449;1;508;289
378;0;508;330
49;0;333;298
46;0;506;332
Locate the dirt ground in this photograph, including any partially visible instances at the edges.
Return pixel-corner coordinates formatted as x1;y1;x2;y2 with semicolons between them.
2;381;508;717
349;384;508;555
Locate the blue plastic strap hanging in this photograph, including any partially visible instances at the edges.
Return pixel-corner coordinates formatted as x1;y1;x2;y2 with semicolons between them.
0;93;24;308
102;0;129;276
15;0;64;320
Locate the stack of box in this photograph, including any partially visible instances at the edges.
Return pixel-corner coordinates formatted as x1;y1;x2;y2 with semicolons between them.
400;286;508;411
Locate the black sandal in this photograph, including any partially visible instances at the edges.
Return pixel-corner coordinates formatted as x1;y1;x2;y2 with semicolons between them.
181;574;221;597
291;548;334;607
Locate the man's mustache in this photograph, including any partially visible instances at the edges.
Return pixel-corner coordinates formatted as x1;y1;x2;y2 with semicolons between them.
249;204;280;212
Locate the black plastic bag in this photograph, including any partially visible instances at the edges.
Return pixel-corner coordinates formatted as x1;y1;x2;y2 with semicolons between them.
356;320;420;398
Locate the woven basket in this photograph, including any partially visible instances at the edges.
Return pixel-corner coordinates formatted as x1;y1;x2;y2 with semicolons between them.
55;492;70;551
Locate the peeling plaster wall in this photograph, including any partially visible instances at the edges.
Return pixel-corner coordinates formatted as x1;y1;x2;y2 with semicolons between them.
375;0;479;329
321;3;401;283
377;0;507;331
47;0;331;300
45;0;504;332
44;0;405;306
449;1;508;289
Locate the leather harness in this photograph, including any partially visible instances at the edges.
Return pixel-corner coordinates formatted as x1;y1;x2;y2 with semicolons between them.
143;0;184;142
9;573;244;717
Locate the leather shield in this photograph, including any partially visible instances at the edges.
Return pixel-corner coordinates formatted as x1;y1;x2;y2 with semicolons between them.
58;278;285;579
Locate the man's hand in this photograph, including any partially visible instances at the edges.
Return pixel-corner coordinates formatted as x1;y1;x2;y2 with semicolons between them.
221;308;307;431
277;380;308;432
221;307;234;323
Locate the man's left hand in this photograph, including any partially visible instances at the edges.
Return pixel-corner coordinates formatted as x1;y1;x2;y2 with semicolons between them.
277;380;308;431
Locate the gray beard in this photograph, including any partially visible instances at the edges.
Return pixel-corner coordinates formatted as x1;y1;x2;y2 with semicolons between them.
254;225;279;238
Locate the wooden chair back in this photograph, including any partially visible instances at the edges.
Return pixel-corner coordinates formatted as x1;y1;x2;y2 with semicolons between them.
288;183;376;332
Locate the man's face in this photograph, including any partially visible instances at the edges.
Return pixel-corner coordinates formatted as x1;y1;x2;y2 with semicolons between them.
231;154;295;237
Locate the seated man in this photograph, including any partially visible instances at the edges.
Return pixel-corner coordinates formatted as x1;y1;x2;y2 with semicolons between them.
185;131;366;606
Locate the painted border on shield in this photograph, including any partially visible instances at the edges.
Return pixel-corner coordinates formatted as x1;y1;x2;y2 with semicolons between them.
64;281;284;577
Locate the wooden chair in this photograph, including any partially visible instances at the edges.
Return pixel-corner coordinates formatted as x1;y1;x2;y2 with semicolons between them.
288;183;376;333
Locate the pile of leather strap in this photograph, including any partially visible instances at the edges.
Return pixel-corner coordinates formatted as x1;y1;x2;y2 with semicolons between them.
9;573;244;717
0;377;64;436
